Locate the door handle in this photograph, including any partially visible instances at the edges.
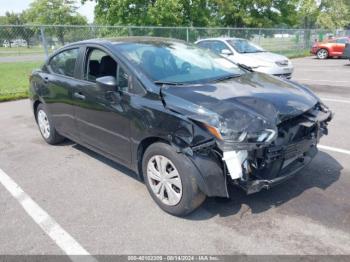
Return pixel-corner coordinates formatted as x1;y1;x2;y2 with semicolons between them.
73;92;86;100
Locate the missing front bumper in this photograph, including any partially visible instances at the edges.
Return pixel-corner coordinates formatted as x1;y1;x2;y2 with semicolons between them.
238;151;316;194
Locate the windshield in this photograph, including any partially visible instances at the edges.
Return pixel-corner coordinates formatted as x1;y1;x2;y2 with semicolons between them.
114;41;244;84
227;39;265;54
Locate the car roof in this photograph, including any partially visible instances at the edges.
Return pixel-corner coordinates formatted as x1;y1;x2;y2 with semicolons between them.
63;36;185;48
196;37;244;42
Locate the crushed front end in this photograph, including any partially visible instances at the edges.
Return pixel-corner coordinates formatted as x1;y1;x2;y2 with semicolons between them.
218;103;332;194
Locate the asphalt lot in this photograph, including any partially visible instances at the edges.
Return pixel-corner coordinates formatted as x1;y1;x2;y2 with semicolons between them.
1;56;350;256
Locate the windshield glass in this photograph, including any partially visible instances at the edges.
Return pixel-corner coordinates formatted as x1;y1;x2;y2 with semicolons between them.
114;41;244;84
227;39;265;53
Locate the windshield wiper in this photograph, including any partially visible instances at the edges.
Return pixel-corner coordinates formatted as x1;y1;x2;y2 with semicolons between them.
236;63;254;72
211;74;241;82
154;81;184;86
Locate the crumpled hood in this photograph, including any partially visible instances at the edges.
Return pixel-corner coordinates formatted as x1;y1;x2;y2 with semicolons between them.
161;72;319;126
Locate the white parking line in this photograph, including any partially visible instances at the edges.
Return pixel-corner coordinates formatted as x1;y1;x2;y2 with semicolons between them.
320;97;350;104
0;168;96;261
319;145;350;156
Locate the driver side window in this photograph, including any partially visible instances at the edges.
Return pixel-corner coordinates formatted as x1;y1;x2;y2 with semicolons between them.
84;47;145;95
211;41;229;55
85;48;117;82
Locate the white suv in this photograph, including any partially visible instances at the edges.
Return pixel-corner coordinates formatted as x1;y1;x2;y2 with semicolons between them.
196;37;294;79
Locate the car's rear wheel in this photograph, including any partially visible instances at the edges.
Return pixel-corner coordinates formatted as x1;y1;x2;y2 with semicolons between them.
142;142;206;216
317;49;329;59
36;104;65;145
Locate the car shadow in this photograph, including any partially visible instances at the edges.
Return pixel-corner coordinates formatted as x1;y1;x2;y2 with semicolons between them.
68;142;342;222
187;151;342;221
71;143;142;182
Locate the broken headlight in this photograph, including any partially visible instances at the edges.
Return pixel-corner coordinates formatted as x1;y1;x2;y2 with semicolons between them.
203;121;276;144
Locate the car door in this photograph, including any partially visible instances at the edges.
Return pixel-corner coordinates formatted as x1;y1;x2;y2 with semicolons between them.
42;47;81;139
335;38;348;55
73;46;132;165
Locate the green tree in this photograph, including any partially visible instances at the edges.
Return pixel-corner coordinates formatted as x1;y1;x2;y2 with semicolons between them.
0;12;35;48
316;0;350;29
88;0;350;30
211;0;299;28
6;12;35;48
94;0;152;25
26;0;87;45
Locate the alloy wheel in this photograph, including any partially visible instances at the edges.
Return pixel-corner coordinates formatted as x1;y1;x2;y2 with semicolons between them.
147;155;183;206
317;49;328;59
37;109;51;139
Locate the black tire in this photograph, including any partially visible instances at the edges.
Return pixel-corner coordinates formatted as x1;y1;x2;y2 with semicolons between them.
142;142;206;216
36;103;65;145
317;48;329;59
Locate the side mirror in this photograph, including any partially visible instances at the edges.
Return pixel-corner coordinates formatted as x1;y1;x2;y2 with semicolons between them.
221;49;233;56
96;76;118;92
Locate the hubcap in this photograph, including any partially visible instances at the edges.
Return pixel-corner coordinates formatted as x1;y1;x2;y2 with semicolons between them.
147;155;182;206
318;50;328;59
37;109;50;139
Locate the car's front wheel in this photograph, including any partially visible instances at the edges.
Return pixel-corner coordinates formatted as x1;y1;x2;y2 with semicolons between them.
317;49;329;59
36;103;65;145
142;142;206;216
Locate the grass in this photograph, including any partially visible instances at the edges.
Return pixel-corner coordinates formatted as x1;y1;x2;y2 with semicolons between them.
0;46;45;57
0;61;42;102
282;49;311;59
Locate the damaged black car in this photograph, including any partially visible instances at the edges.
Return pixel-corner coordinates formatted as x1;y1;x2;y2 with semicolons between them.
29;37;332;216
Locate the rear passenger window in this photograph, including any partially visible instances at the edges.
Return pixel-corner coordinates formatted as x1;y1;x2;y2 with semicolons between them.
49;48;79;77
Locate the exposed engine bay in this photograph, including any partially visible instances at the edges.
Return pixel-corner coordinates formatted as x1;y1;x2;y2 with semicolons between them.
220;103;332;194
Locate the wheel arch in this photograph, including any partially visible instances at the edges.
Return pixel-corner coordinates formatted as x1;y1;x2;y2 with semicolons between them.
318;47;330;57
33;100;42;122
136;136;170;180
136;136;228;198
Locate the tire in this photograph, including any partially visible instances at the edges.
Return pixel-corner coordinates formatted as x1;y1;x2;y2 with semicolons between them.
142;142;206;216
317;49;329;59
36;103;65;145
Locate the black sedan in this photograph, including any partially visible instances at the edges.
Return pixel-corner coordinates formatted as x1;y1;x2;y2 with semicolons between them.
29;37;332;216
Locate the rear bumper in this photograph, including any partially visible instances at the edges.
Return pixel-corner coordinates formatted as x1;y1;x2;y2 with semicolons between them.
310;47;318;55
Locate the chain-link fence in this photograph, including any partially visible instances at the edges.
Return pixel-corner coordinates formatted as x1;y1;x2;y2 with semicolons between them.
0;24;349;100
1;25;349;57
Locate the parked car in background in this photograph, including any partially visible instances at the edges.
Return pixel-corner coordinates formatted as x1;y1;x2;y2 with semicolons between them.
195;37;294;79
2;39;27;48
30;37;332;216
311;37;350;59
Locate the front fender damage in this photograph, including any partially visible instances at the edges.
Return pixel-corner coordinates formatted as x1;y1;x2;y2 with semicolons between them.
161;88;332;197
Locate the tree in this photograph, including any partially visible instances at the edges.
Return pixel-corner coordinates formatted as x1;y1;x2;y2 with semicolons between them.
26;0;87;45
88;0;350;30
93;0;152;25
316;0;350;29
0;12;35;48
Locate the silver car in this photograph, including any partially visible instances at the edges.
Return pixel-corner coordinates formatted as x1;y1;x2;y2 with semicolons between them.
196;37;294;79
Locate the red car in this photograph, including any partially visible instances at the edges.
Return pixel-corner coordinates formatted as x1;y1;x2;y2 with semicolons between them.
311;37;350;59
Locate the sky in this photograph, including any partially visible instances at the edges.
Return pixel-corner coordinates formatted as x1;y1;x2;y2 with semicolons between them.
0;0;96;23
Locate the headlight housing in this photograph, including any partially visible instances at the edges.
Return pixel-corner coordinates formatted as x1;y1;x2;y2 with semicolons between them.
204;123;276;143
